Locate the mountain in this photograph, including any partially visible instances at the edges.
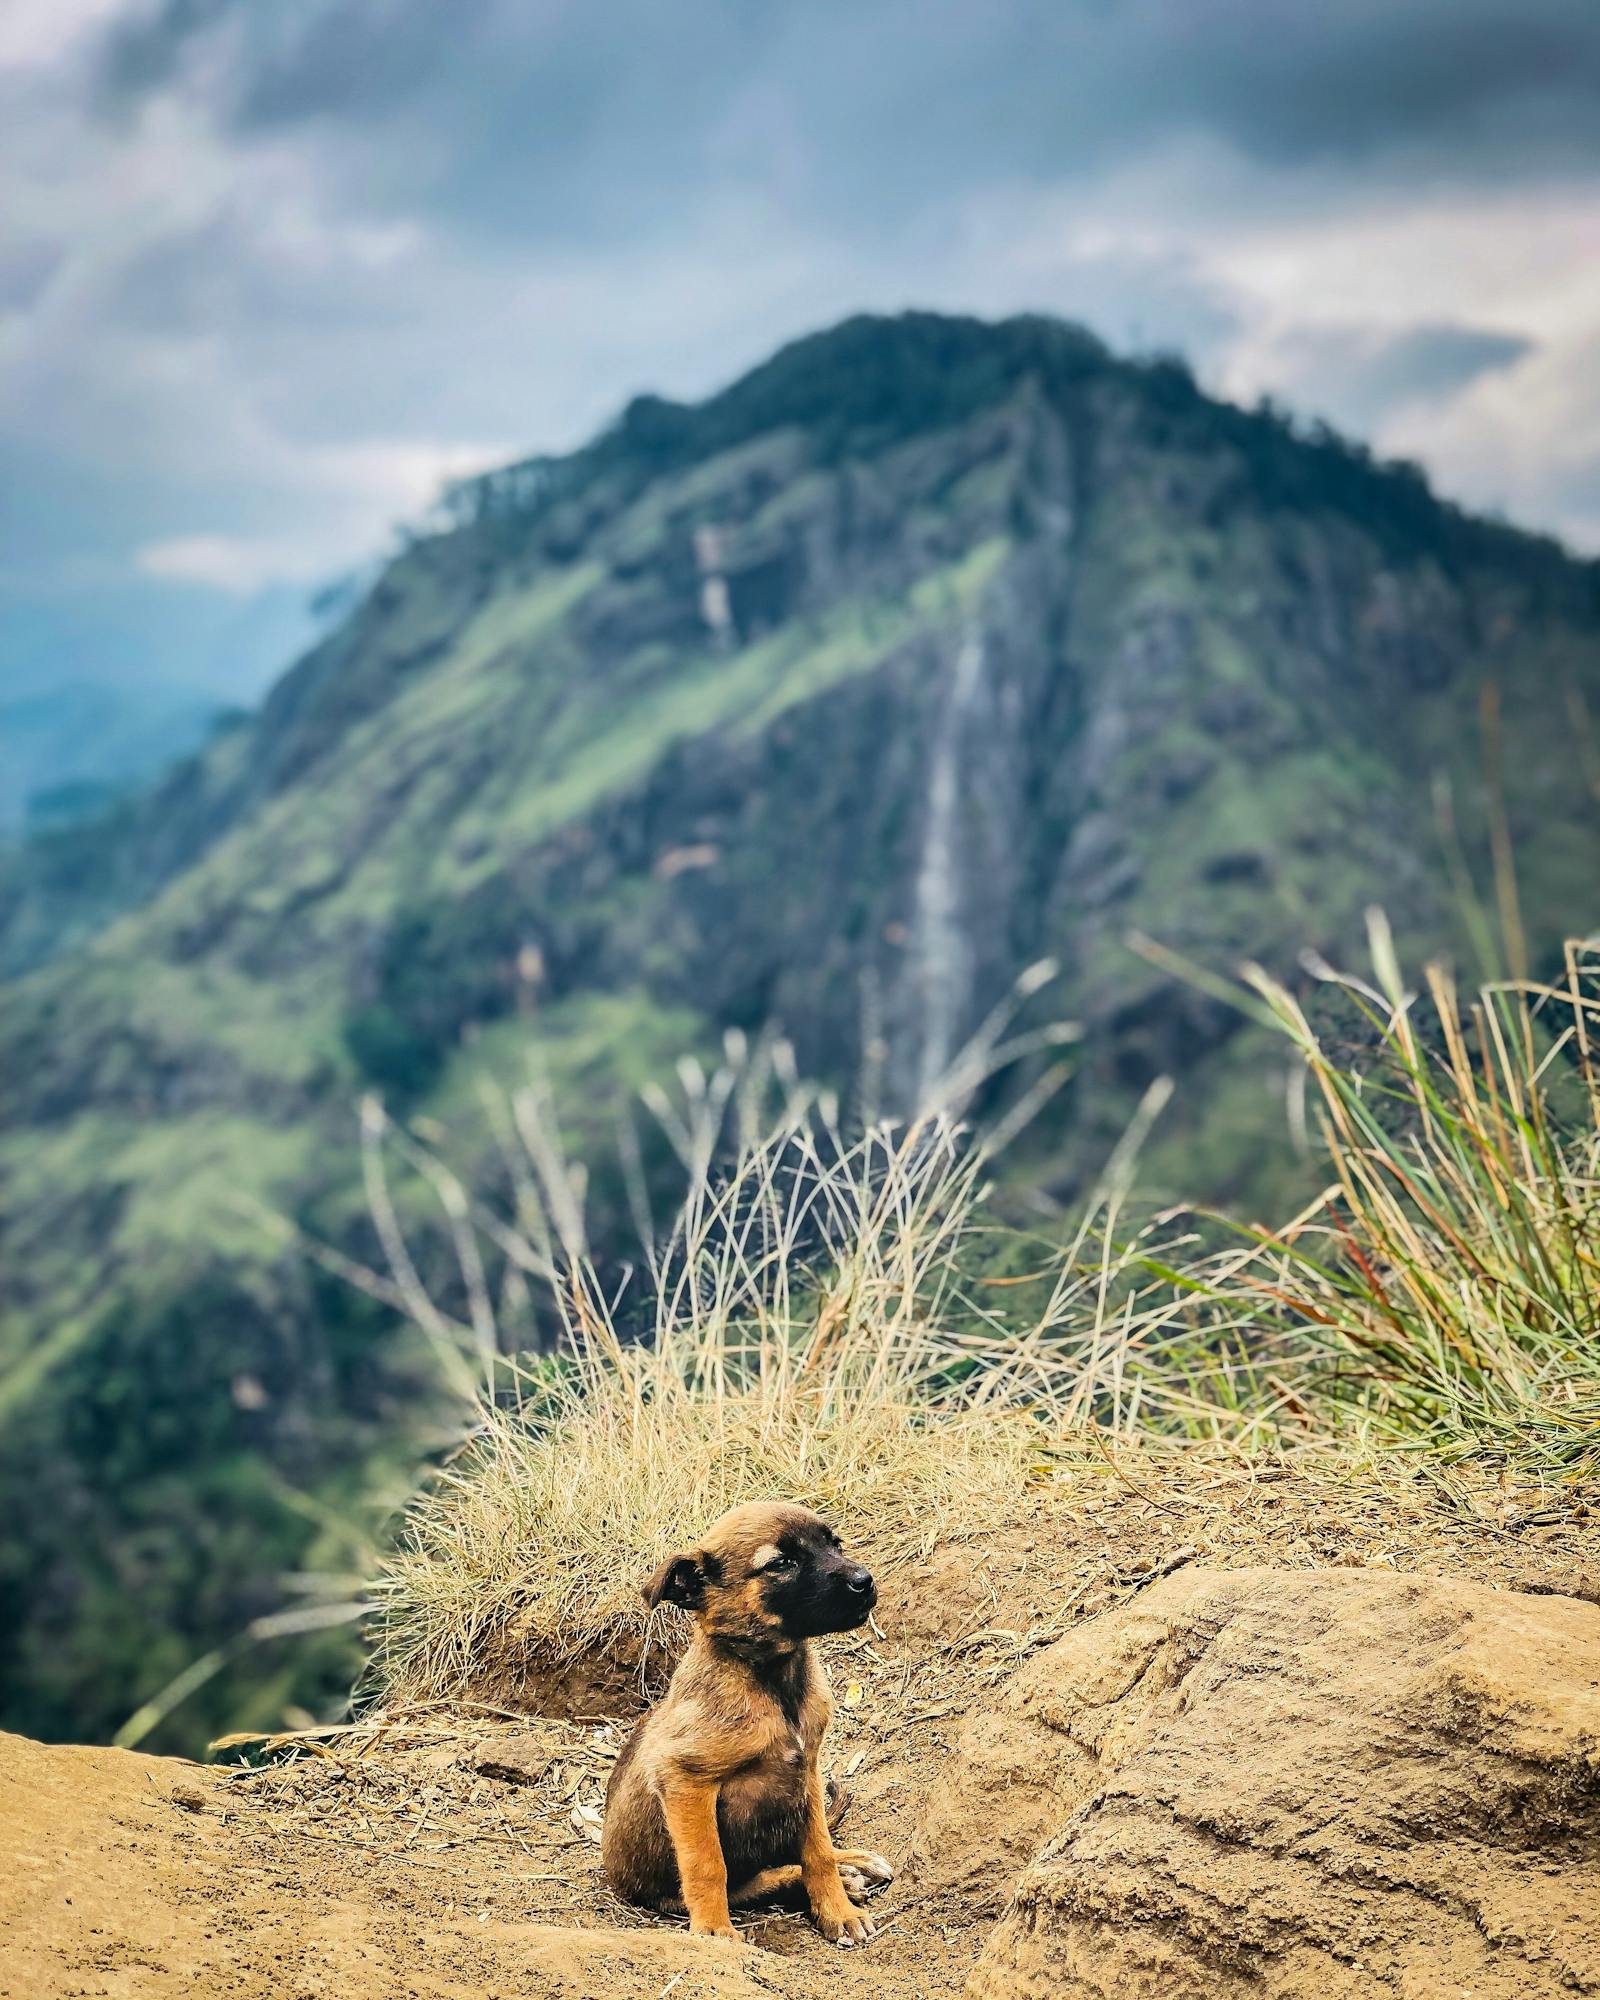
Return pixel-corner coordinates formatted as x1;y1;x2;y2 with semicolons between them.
2;311;1597;1750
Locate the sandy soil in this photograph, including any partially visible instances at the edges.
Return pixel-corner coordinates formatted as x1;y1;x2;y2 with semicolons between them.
4;1454;1595;2000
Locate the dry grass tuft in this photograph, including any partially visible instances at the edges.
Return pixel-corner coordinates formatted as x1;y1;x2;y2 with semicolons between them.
374;1373;1044;1708
365;1120;1068;1709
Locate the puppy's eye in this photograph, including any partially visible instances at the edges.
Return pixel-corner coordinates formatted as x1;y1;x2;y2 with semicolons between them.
766;1553;797;1572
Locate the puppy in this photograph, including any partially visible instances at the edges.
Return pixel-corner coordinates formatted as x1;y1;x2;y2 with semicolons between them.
602;1500;894;1946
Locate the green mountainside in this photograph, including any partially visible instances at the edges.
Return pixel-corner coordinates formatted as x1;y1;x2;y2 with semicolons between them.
2;312;1597;1748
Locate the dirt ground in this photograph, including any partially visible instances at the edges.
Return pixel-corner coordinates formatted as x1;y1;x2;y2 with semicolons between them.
5;1452;1596;2000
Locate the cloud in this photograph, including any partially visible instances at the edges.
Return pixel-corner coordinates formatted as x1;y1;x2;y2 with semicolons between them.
135;439;512;590
1194;177;1600;531
91;3;1600;180
137;533;296;591
4;0;1600;708
0;0;123;73
1243;324;1534;436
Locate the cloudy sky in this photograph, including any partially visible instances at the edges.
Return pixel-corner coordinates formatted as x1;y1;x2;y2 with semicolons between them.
3;0;1599;707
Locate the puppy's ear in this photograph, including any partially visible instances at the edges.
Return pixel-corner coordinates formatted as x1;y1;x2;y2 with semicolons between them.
641;1552;706;1611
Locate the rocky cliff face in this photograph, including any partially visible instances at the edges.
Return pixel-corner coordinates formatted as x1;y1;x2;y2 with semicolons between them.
1;311;1597;1747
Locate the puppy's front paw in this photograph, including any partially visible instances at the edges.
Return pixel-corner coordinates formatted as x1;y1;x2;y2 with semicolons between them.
689;1920;744;1944
816;1900;876;1948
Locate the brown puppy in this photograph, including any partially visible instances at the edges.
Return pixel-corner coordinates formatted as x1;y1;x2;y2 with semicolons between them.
602;1500;893;1946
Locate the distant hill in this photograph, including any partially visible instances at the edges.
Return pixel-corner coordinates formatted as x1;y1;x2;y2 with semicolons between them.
1;311;1597;1749
0;678;222;833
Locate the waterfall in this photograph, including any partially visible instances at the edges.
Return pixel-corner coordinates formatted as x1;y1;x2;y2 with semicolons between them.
911;623;989;1107
693;523;733;644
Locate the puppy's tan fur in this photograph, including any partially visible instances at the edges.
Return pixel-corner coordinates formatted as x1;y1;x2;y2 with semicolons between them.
602;1501;892;1946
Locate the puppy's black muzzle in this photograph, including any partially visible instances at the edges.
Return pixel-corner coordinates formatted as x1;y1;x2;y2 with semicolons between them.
835;1562;876;1623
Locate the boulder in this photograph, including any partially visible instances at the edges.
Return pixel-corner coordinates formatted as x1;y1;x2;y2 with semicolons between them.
913;1567;1600;1997
459;1729;553;1786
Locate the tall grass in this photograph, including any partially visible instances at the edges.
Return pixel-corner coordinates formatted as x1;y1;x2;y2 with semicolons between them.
362;924;1599;1711
113;987;1086;1745
361;1099;1195;1707
1138;922;1600;1482
345;969;1117;1705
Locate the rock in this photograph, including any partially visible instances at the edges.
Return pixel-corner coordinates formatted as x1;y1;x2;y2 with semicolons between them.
1517;1569;1600;1609
912;1567;1600;1997
461;1731;553;1786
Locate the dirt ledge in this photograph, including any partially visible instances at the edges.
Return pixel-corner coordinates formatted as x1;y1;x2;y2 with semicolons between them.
5;1465;1596;2000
